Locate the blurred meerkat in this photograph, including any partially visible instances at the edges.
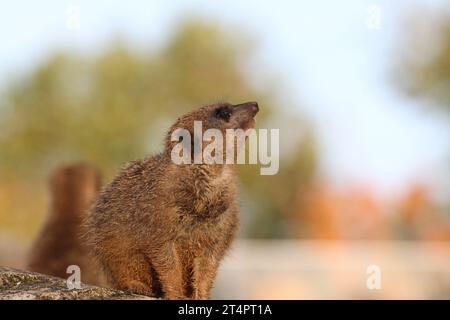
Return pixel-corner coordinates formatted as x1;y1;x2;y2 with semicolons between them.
27;164;104;286
85;101;259;299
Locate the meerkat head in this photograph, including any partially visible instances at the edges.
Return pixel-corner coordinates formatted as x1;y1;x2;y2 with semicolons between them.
206;101;259;132
165;102;259;164
168;101;258;134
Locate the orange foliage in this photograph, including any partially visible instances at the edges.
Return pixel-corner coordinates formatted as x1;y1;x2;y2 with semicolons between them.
399;184;450;241
290;182;450;240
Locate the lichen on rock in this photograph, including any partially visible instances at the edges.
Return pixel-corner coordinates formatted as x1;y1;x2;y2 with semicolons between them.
0;267;153;300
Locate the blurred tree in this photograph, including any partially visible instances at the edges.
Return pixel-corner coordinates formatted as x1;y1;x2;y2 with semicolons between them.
0;20;317;239
396;184;450;241
393;10;450;110
392;8;450;215
238;124;318;238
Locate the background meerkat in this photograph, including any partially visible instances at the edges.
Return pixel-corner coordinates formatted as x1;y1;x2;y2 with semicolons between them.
27;164;104;286
85;101;259;299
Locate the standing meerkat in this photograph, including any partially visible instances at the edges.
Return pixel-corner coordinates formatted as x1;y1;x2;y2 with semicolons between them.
27;164;104;285
85;101;259;299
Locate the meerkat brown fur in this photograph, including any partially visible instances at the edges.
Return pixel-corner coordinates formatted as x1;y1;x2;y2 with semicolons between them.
85;101;259;299
27;164;104;285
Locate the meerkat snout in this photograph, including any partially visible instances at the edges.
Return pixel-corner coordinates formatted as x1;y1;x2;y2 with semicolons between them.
234;101;259;113
230;101;259;130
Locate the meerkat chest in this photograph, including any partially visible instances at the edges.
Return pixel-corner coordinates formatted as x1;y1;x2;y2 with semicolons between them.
200;167;236;200
177;211;232;246
172;166;236;217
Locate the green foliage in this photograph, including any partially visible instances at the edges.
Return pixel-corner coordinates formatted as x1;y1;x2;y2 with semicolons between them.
393;11;450;110
0;21;317;238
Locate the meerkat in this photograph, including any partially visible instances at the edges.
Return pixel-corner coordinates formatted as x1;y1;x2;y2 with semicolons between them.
85;101;259;299
27;164;104;286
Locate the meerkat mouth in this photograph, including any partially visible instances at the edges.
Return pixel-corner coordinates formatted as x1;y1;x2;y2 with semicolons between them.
243;117;256;130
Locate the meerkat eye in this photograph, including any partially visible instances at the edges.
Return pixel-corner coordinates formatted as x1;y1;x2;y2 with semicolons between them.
215;106;232;121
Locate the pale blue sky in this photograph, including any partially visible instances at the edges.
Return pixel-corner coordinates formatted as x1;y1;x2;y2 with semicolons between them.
1;0;449;199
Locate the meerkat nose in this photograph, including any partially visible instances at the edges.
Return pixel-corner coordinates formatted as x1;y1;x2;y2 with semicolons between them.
248;101;259;114
235;101;259;114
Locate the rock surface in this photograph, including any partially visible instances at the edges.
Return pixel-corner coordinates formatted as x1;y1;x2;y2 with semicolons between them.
0;266;153;300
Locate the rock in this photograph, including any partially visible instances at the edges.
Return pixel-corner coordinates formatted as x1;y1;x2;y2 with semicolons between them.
0;267;153;300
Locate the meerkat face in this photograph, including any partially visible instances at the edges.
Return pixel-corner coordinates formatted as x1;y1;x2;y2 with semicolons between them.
168;101;259;138
207;101;259;132
166;102;259;164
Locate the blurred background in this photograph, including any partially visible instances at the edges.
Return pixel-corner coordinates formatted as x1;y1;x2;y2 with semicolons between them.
0;0;449;299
